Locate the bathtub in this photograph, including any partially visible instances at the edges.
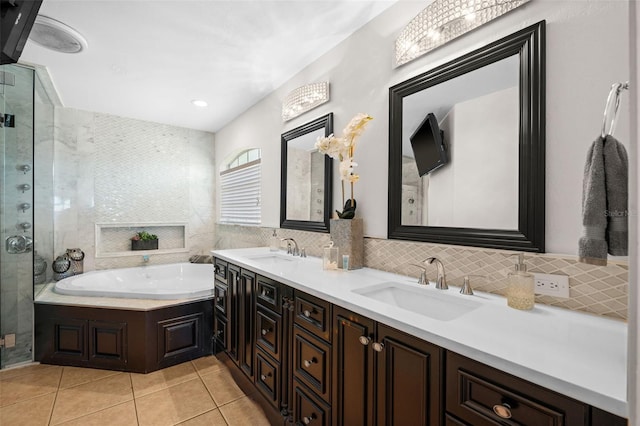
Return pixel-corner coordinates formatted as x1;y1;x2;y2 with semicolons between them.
53;263;213;300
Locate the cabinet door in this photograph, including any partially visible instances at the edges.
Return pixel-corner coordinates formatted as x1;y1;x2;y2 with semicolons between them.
228;265;240;364
375;323;443;426
332;306;375;426
239;269;256;379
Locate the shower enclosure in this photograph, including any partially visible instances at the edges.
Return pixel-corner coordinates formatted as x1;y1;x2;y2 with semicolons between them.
0;64;54;369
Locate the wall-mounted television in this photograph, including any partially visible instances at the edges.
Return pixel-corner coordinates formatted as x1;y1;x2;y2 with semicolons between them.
409;112;447;177
1;0;43;65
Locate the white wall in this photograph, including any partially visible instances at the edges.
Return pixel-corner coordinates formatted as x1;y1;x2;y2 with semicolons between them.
214;0;630;256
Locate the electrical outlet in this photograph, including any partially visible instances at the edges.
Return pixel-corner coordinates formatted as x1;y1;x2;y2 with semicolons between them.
533;273;570;298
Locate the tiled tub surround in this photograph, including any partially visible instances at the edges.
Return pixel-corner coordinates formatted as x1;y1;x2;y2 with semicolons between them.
213;247;627;417
53;108;216;272
215;224;628;320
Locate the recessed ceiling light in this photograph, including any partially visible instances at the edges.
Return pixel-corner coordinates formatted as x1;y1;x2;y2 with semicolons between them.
191;100;208;107
29;15;88;53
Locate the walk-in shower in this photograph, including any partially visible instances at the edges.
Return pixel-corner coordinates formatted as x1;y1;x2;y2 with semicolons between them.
0;64;54;368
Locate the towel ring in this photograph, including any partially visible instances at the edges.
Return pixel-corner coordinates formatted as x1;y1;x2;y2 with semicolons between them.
601;82;629;139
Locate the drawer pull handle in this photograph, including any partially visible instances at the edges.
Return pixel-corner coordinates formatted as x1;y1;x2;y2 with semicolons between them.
302;413;317;424
358;336;371;346
261;328;272;336
493;403;512;419
260;372;272;381
372;342;385;352
303;357;317;368
303;309;314;318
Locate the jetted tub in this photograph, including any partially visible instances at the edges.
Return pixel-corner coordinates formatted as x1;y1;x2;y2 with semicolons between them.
53;262;213;299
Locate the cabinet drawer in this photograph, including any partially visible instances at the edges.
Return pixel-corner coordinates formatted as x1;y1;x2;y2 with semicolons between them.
294;380;331;426
255;349;280;410
446;352;589;426
294;291;331;342
293;325;331;403
213;258;228;284
214;283;228;315
213;313;227;352
256;275;282;314
256;305;281;362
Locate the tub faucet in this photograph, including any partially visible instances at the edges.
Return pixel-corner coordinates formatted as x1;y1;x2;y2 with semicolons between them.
142;255;150;263
425;257;448;290
281;238;300;256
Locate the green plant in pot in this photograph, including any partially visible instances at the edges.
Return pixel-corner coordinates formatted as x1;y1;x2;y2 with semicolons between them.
131;231;158;250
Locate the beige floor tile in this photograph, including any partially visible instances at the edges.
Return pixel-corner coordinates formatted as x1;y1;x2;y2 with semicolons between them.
219;395;270;426
200;368;246;406
131;360;199;398
50;373;133;425
177;408;227;425
0;367;61;407
0;392;56;426
0;364;60;381
56;400;138;426
191;355;224;376
135;377;216;426
59;366;120;389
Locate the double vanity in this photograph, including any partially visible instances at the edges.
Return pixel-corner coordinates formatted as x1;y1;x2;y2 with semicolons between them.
211;247;627;425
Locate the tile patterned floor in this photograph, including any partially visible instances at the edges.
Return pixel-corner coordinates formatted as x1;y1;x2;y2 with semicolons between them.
0;356;271;426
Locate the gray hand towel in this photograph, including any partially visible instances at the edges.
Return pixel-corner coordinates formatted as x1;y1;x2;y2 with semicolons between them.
578;135;628;265
603;134;628;256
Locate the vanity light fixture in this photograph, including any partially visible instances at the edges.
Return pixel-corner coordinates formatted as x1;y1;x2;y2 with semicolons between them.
282;82;329;122
191;99;208;107
395;0;530;67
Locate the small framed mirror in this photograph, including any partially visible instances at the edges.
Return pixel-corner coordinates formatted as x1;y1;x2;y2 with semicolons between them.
280;113;333;232
388;21;545;252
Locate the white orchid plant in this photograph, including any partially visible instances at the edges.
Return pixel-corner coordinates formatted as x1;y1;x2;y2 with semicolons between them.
315;113;373;219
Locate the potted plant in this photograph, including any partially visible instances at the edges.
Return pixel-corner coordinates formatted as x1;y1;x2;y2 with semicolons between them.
131;231;158;251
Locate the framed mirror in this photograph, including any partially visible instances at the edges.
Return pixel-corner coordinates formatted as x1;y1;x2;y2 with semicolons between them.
388;21;545;252
280;113;333;232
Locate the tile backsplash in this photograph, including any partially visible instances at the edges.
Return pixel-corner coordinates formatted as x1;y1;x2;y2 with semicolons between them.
215;224;628;320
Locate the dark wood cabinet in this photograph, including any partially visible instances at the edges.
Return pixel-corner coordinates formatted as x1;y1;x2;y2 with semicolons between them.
212;257;627;426
446;351;626;426
376;323;443;426
35;299;212;373
332;307;443;426
332;306;376;426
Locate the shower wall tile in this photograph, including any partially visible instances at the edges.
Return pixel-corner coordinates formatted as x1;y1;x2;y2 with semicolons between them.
54;108;215;271
214;224;628;321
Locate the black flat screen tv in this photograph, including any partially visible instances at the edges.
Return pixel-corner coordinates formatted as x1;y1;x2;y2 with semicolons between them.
1;0;43;65
409;112;447;177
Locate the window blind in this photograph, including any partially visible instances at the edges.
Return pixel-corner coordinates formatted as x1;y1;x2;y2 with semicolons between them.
220;160;261;225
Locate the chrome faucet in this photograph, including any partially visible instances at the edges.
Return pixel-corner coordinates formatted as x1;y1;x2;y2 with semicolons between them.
410;264;429;285
425;257;448;290
281;238;300;256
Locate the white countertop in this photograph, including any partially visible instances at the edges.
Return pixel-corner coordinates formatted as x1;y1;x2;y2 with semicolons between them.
212;247;628;418
35;282;213;311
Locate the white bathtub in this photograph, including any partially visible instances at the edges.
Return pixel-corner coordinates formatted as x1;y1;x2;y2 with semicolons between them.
53;263;214;300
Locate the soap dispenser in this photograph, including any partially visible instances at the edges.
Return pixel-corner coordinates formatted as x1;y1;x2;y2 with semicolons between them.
507;253;535;310
269;229;280;252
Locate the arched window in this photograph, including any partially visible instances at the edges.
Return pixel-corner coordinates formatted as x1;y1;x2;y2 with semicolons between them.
219;149;261;225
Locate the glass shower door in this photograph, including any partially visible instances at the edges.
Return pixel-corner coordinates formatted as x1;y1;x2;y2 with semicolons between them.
0;65;35;368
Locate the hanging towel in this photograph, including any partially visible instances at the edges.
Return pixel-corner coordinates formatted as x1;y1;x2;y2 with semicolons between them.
578;135;628;265
603;134;628;255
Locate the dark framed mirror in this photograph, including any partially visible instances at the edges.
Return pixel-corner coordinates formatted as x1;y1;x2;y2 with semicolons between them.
388;21;545;252
280;113;333;232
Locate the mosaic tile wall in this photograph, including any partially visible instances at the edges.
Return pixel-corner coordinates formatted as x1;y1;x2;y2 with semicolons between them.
54;108;216;271
215;224;628;320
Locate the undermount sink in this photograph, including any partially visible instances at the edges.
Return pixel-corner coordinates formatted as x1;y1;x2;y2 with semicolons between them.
247;253;298;265
353;282;481;321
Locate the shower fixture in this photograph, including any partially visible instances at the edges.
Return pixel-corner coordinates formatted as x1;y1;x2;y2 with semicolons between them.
19;183;31;193
19;203;31;212
18;164;31;174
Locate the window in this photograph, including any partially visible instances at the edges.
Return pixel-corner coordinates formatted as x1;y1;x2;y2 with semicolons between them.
220;149;261;225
